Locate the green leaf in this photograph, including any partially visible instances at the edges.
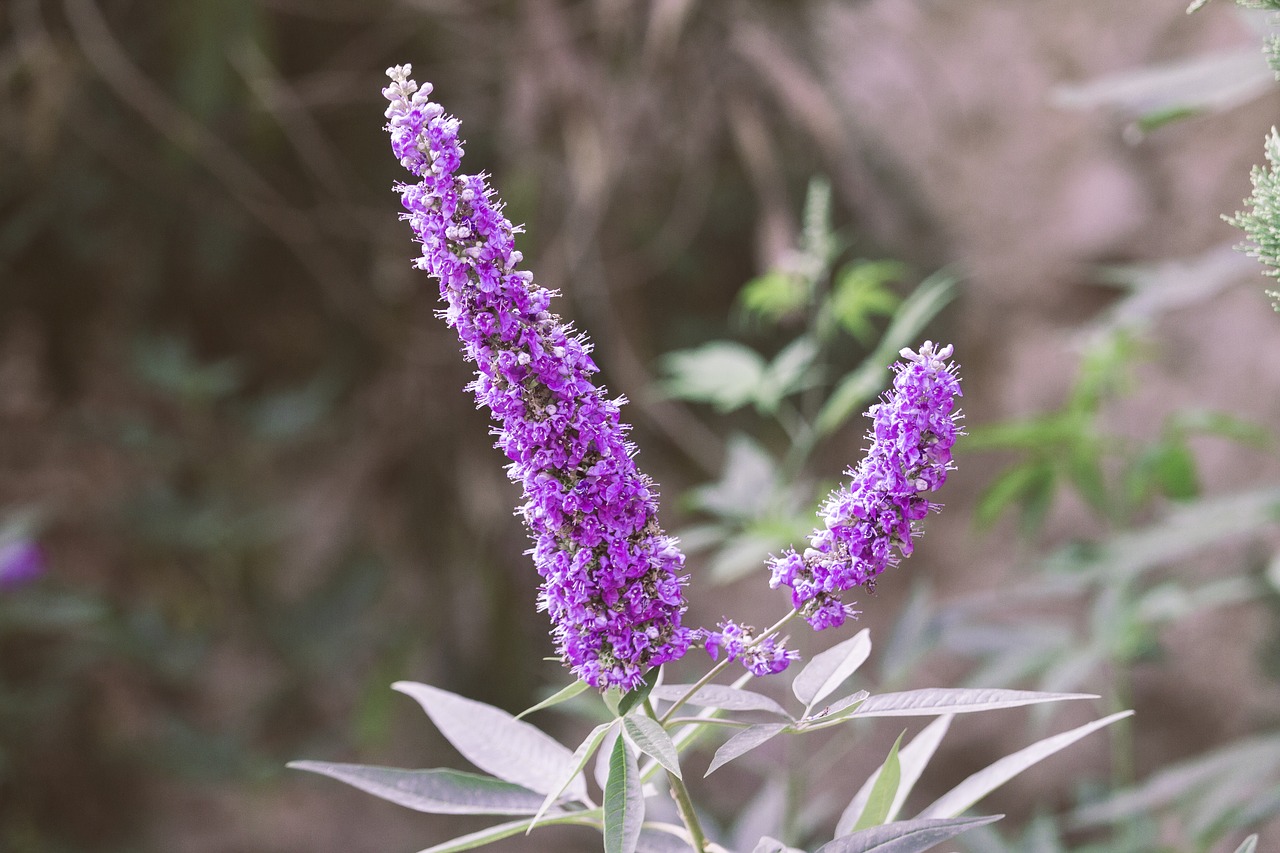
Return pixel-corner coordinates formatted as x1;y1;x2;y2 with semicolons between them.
516;680;589;720
618;669;660;718
651;684;790;718
530;722;614;831
752;838;806;853
639;825;703;852
1072;734;1280;826
706;723;790;776
392;682;586;801
918;711;1133;819
814;273;957;437
603;734;644;853
758;338;819;413
1233;835;1259;853
1058;486;1280;584
814;814;1003;853
1064;441;1108;516
837;716;953;835
845;688;1096;719
659;342;766;413
687;434;779;521
826;260;904;344
286;762;548;815
853;732;905;830
792;629;872;711
707;530;793;583
417;811;600;853
1172;409;1271;447
739;270;808;322
1134;105;1200;134
804;690;870;724
974;463;1056;531
623;715;682;779
1052;49;1273;127
1149;441;1200;500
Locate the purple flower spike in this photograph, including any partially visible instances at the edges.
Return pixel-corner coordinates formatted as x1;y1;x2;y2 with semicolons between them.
383;66;691;690
769;342;962;630
701;621;799;677
0;540;44;591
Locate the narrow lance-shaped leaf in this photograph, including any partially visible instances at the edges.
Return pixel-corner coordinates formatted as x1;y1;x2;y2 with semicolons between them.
813;814;1003;853
287;762;547;815
638;825;699;853
660;342;766;413
652;684;790;717
393;682;587;801
1072;733;1280;826
618;669;661;717
623;715;682;780
604;734;644;853
886;714;951;823
845;688;1095;719
516;680;589;720
853;732;905;831
793;629;872;711
416;811;600;853
801;690;871;726
706;723;790;776
753;838;805;853
836;717;953;836
529;722;615;831
1233;835;1259;853
918;711;1133;820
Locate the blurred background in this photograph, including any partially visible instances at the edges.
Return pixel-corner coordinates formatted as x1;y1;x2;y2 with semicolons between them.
2;0;1280;851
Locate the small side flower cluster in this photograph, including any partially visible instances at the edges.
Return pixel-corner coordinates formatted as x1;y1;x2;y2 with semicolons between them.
700;621;799;677
770;342;962;631
383;66;690;691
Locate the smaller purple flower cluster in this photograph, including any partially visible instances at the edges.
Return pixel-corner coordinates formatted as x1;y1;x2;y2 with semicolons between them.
384;66;690;691
770;342;962;631
700;621;798;677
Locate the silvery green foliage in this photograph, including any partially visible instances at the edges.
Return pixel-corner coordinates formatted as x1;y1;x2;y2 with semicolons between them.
1226;128;1280;311
292;635;1129;852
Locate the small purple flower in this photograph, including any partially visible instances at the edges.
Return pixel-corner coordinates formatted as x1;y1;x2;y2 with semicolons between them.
770;342;962;630
0;540;44;590
700;620;799;677
383;66;691;691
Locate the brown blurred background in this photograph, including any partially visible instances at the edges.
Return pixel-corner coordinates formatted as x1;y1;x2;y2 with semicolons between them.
2;0;1279;851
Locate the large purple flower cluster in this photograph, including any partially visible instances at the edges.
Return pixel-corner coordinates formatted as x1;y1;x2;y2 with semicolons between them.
383;66;690;691
769;342;962;631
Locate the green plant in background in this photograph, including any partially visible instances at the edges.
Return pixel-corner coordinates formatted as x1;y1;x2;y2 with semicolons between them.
660;178;956;584
925;327;1279;852
966;332;1268;534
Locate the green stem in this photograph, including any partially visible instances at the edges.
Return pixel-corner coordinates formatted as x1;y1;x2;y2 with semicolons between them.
1110;662;1135;790
645;698;709;853
659;609;799;725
